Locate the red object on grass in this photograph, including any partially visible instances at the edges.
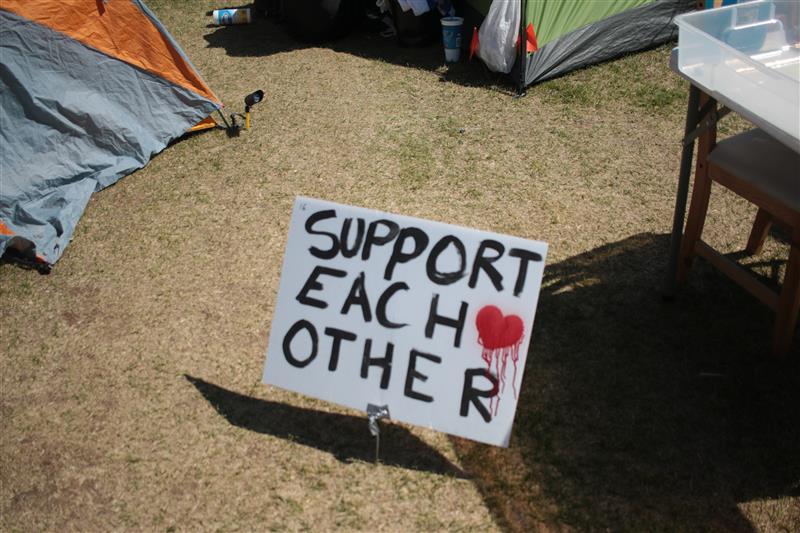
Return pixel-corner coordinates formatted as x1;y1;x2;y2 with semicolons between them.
469;26;479;61
526;22;538;52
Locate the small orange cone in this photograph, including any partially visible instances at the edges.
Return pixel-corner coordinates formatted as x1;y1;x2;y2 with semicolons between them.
526;22;539;52
469;26;479;61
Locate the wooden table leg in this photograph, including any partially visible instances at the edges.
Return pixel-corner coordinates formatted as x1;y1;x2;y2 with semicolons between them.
663;84;702;299
773;229;800;357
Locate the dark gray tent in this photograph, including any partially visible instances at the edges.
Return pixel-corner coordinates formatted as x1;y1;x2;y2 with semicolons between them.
460;0;693;87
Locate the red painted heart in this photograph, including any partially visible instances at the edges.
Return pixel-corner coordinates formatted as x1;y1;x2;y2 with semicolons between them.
476;305;524;350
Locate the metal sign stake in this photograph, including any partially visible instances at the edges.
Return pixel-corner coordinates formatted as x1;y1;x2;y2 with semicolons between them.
366;404;390;463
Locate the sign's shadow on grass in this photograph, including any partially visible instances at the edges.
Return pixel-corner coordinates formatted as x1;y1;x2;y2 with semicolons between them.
184;375;467;477
202;15;510;91
453;232;800;531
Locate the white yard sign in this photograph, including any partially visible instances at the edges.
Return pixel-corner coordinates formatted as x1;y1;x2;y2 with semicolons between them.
263;197;548;447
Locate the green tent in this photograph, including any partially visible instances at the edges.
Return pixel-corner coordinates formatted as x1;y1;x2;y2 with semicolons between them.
461;0;693;88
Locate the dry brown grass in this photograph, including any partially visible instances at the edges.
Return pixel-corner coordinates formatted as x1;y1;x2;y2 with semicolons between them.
2;2;798;531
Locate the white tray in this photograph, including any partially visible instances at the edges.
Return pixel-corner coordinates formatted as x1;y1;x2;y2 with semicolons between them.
675;0;800;147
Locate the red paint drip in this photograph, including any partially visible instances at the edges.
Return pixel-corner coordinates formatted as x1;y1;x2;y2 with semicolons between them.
511;343;520;399
479;339;524;417
476;305;525;417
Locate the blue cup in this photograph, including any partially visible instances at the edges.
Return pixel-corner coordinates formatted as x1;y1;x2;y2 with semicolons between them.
441;17;464;62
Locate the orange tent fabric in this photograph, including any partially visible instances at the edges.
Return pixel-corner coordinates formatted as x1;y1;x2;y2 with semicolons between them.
3;0;219;103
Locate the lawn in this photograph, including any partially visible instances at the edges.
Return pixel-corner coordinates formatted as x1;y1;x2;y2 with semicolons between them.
1;1;798;531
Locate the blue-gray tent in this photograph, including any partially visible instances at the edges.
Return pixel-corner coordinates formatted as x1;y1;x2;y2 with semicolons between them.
1;0;221;270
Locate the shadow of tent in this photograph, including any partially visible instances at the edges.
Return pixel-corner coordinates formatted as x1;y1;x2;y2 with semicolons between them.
452;233;800;531
184;375;466;478
202;15;510;92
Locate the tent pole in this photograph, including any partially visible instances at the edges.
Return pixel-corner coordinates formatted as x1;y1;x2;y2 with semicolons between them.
516;0;527;97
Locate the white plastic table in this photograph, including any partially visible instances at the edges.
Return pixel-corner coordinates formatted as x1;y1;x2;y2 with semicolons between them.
663;48;800;297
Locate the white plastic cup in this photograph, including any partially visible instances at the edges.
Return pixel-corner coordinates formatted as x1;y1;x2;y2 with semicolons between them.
441;16;464;62
212;8;252;25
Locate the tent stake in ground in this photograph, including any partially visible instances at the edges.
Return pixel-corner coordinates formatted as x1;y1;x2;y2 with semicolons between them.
189;90;266;137
229;90;266;136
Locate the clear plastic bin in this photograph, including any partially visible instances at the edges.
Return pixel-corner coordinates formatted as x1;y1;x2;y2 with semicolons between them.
675;0;800;143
